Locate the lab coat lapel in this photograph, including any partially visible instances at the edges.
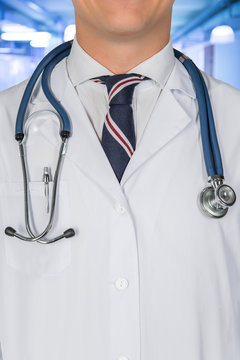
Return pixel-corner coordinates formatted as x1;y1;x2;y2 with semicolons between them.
120;85;194;185
60;76;193;189
61;78;194;190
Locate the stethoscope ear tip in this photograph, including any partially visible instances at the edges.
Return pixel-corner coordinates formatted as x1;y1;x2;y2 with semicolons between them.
5;226;16;237
63;228;75;238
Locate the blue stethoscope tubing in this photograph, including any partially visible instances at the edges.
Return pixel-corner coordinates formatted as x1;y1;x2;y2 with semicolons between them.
173;49;222;177
6;40;236;244
15;41;222;177
15;41;73;141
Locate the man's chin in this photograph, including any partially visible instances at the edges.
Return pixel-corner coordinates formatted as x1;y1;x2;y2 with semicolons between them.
101;19;147;40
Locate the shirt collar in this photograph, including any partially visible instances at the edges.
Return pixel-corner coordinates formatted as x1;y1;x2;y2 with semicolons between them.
67;35;175;88
66;34;195;99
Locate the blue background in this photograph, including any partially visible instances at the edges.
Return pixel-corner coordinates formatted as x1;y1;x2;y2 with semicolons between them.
0;0;239;91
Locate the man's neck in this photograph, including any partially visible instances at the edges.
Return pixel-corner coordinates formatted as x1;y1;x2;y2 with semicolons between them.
75;20;171;74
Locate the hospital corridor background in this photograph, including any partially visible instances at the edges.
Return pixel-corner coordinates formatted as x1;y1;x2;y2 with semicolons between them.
0;0;239;91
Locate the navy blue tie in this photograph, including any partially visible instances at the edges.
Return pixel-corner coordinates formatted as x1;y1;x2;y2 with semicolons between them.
92;73;148;182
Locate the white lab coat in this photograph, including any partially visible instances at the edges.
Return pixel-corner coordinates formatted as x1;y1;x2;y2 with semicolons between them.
0;56;240;360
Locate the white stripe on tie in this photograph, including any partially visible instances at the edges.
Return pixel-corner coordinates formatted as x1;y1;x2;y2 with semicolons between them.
109;76;144;102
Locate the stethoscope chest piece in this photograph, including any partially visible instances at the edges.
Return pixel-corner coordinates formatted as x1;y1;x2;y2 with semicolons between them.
200;176;236;218
200;186;228;218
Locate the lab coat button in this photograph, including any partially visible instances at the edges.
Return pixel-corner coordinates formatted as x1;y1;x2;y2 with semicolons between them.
115;203;126;214
115;278;129;290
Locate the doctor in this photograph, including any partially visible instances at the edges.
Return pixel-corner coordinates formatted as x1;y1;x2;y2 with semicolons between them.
0;0;240;359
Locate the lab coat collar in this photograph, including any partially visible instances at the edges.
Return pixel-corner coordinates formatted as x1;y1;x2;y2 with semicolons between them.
67;34;175;89
29;56;196;200
167;58;196;99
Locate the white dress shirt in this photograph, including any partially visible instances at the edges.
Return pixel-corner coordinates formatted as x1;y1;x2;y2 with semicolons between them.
66;35;176;146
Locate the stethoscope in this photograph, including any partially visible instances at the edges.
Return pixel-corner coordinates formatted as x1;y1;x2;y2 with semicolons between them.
4;40;237;244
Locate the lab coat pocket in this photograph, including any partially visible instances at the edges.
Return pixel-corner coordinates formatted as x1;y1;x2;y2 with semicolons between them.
0;180;72;276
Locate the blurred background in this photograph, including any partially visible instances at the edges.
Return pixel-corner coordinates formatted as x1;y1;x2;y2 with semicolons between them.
0;0;239;91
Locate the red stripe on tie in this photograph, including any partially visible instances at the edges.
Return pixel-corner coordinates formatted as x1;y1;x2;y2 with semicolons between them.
109;78;142;99
106;114;134;156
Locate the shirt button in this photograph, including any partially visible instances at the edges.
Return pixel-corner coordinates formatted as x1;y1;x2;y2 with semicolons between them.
115;277;129;290
115;203;126;214
118;357;129;360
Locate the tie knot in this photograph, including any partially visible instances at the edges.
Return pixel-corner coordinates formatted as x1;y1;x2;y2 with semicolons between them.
91;73;149;105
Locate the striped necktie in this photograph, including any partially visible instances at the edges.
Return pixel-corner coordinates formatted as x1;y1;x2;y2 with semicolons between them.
92;73;148;182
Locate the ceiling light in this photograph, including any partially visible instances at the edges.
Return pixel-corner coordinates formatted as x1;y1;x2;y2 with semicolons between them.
1;32;36;41
30;32;51;48
64;24;76;42
210;25;235;44
1;31;51;47
2;24;36;33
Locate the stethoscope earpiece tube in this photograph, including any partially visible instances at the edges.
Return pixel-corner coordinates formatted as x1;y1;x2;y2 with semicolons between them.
5;226;75;243
5;139;76;243
6;41;77;243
